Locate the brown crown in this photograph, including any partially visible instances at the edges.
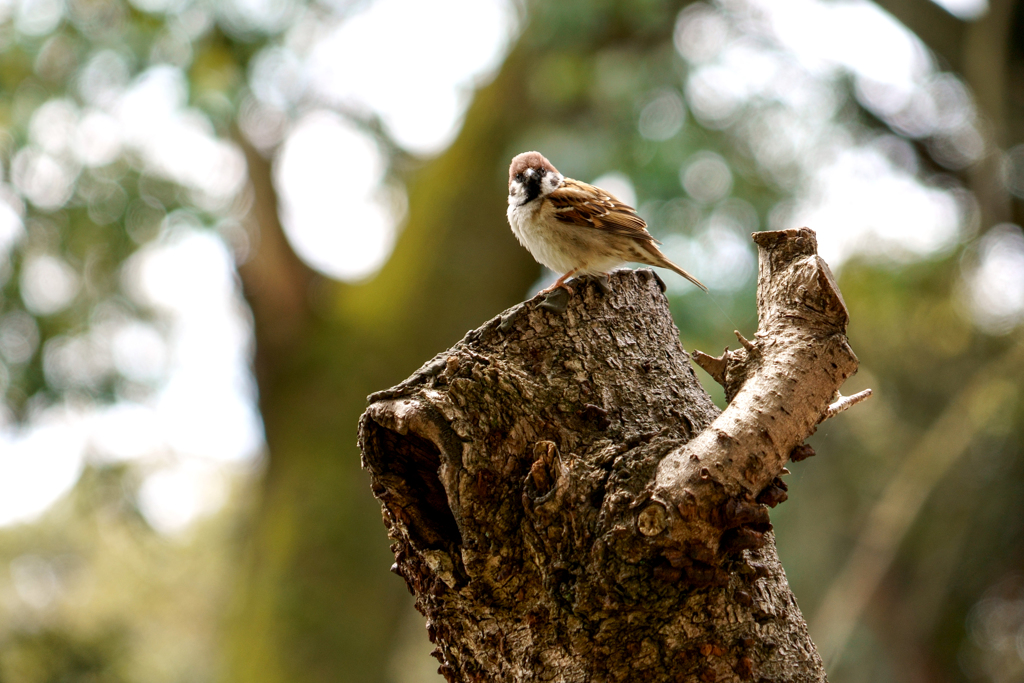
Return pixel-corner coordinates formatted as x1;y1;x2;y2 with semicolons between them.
509;151;559;185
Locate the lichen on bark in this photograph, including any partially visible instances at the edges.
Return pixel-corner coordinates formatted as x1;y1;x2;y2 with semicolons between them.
359;228;858;682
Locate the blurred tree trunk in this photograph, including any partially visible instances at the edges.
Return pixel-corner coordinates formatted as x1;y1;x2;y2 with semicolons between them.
222;49;540;683
359;229;856;682
876;0;1023;228
961;0;1019;227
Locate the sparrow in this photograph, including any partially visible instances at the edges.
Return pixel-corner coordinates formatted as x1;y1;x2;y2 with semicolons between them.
506;151;707;294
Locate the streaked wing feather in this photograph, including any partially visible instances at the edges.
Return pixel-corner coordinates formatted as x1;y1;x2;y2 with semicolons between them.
547;179;655;242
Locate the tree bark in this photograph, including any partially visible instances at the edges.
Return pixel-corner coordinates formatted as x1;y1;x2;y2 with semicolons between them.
359;228;856;682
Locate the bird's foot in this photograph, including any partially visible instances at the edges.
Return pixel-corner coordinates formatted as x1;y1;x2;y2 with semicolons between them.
538;268;579;295
538;279;576;296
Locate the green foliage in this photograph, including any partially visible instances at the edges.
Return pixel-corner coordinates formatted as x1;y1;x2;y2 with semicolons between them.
0;628;130;683
0;462;245;683
0;0;302;417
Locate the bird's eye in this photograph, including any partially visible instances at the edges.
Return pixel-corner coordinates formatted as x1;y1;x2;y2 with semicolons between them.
515;173;524;182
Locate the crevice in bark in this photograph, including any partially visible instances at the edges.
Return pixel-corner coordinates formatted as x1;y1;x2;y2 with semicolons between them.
370;427;462;550
359;228;861;682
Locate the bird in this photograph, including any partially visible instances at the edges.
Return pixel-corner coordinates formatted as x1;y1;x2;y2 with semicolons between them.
506;151;707;295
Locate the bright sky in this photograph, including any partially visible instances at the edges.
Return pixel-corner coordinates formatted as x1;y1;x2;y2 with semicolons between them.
0;0;1022;534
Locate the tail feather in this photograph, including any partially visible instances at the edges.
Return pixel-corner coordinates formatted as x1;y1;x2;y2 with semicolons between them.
639;242;708;292
663;260;708;292
663;262;704;290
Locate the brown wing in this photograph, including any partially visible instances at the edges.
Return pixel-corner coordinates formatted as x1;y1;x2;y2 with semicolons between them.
546;178;657;243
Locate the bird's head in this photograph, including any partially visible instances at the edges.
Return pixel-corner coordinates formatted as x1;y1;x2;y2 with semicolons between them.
508;151;563;206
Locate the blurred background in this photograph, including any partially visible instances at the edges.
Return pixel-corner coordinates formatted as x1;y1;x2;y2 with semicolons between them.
0;0;1021;681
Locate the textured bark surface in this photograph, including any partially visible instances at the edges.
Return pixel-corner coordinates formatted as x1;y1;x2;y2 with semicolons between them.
358;228;856;682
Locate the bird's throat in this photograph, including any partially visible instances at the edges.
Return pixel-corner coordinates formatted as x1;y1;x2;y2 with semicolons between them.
521;174;543;205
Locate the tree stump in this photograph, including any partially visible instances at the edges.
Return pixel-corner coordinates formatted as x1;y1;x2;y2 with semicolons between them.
358;228;858;682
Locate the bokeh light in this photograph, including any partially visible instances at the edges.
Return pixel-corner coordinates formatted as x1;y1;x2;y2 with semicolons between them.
638;89;687;141
681;152;733;204
930;0;989;20
305;0;517;155
20;254;80;316
275;112;398;281
960;224;1024;334
675;0;981;272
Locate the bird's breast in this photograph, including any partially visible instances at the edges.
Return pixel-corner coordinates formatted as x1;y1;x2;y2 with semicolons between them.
507;199;593;274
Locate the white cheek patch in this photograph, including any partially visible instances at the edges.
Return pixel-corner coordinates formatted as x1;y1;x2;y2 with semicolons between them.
542;173;563;194
508;180;525;200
